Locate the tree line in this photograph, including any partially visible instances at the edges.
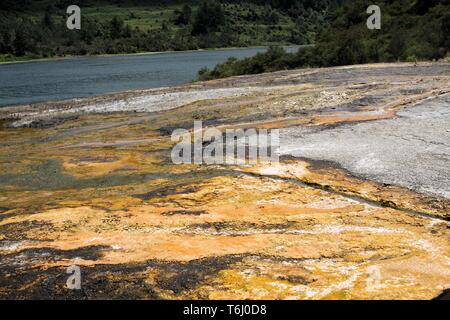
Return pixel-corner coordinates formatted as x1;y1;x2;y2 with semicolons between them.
0;0;339;60
198;0;450;80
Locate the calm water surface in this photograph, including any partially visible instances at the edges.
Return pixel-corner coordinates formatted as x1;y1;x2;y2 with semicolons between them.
0;47;298;107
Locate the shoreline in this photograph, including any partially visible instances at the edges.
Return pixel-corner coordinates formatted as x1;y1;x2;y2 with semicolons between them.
0;45;304;66
0;60;437;111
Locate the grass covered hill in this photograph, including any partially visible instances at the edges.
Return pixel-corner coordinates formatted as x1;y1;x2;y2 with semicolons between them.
0;0;342;62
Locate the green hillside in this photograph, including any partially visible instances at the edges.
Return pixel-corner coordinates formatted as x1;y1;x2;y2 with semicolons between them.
0;0;341;62
198;0;450;80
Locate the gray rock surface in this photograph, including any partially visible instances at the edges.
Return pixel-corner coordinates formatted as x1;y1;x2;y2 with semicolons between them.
280;94;450;199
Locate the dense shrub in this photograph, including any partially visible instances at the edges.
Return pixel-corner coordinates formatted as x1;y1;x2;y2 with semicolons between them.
198;0;450;80
0;0;340;61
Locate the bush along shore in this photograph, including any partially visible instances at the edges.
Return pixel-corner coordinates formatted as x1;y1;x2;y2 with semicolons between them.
198;0;450;81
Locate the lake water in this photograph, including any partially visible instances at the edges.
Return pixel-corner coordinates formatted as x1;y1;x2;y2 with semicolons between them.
0;47;298;107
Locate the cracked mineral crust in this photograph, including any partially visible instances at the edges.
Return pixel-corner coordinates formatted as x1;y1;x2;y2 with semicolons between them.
0;62;449;300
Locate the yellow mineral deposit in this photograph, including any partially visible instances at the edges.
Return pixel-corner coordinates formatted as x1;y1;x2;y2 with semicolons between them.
0;62;449;299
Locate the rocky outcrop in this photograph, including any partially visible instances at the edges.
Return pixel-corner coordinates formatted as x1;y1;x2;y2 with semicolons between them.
0;62;449;299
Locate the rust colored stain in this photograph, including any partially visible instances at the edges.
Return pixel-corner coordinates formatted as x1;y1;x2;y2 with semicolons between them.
0;62;449;299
